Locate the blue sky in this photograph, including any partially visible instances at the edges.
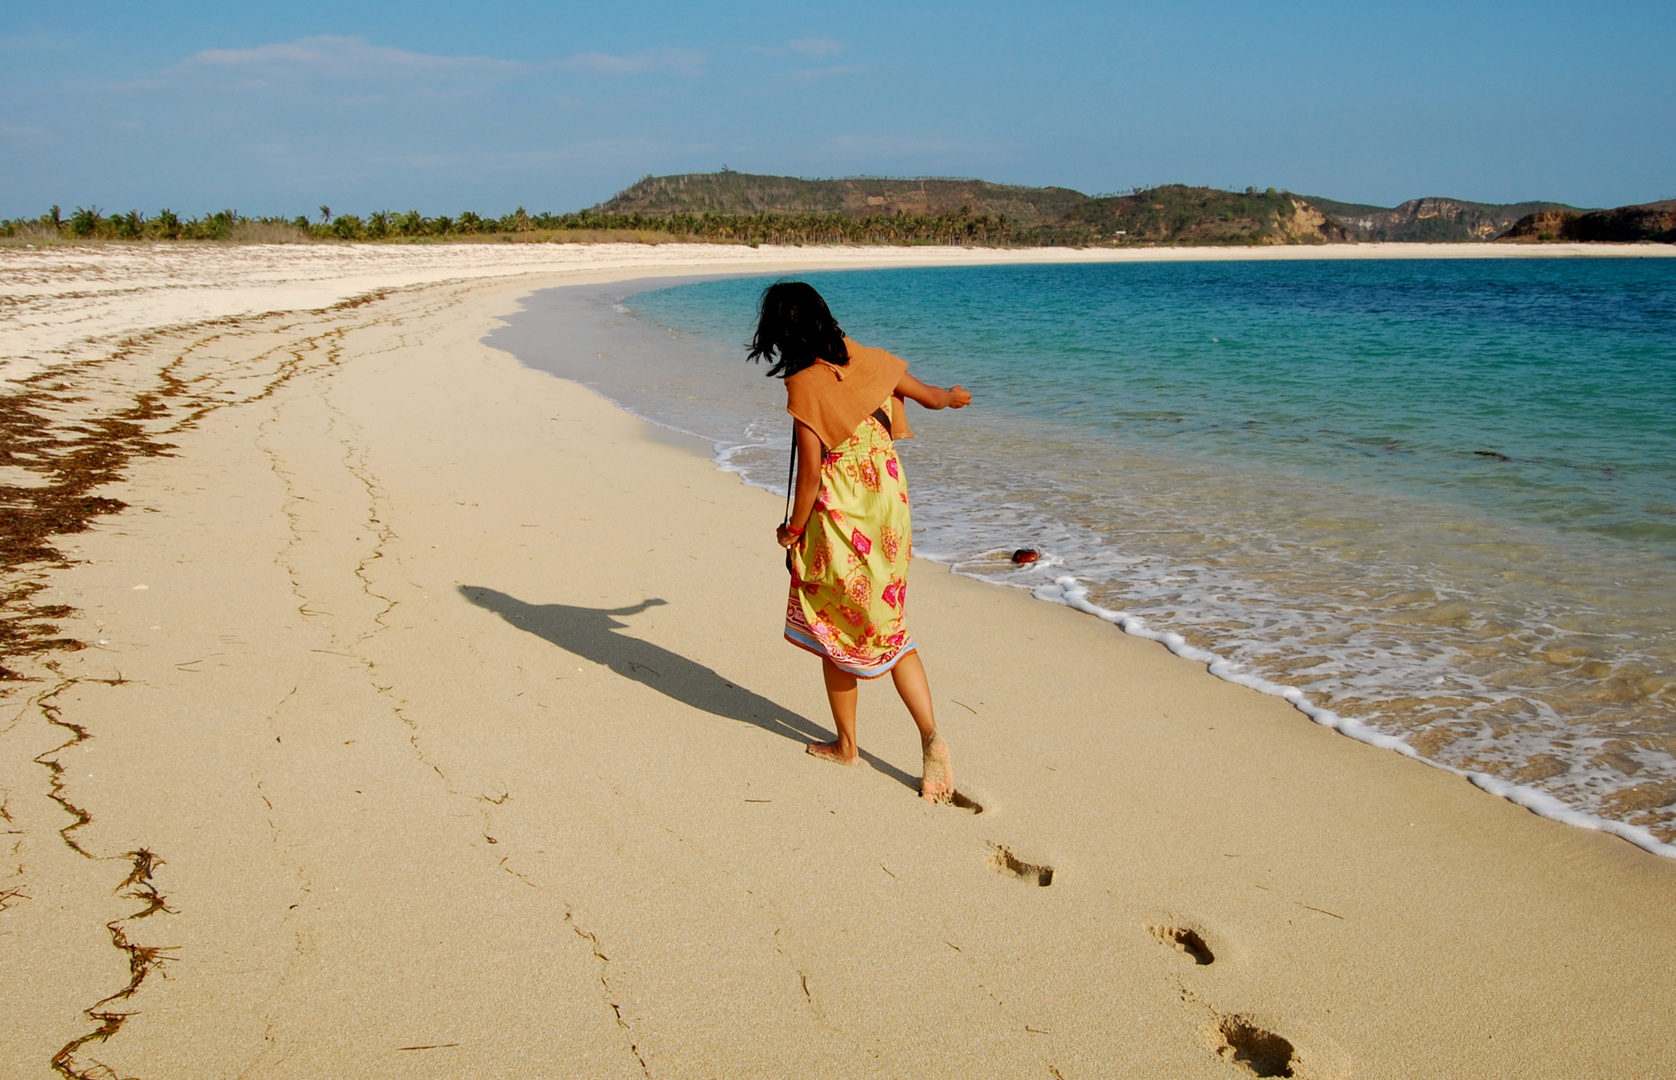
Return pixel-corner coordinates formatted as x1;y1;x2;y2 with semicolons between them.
3;1;1671;218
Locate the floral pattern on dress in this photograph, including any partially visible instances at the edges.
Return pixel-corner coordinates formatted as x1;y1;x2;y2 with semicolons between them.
844;569;872;609
808;541;832;580
785;396;915;678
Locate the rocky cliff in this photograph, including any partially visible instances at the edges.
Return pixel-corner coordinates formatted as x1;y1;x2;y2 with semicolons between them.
1500;200;1676;243
1304;196;1581;242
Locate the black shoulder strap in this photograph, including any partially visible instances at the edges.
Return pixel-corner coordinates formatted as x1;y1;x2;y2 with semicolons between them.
784;429;797;526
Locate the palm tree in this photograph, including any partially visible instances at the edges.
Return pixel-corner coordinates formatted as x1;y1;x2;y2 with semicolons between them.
69;206;105;237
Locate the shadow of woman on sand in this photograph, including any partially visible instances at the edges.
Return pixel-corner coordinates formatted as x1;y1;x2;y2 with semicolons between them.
459;586;919;791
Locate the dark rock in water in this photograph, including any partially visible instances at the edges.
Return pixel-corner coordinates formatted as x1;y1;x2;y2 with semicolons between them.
1011;549;1041;565
1474;449;1512;462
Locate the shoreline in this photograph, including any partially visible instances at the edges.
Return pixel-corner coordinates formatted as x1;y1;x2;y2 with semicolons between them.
2;247;1674;1077
1032;576;1676;857
7;240;1670;385
500;270;1676;861
8;237;1676;256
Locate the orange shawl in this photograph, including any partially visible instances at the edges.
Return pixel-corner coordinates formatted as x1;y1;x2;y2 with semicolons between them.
784;339;914;449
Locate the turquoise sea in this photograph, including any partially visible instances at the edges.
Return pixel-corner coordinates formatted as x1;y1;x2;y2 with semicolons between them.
493;257;1676;854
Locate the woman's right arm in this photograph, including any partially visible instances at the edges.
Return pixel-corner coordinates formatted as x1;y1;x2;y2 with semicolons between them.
896;371;971;410
776;420;825;548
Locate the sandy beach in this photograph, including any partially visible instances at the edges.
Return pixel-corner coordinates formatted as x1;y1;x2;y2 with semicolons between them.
3;241;1674;1079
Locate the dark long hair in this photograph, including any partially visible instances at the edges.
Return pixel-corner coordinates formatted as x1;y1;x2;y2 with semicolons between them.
747;281;849;379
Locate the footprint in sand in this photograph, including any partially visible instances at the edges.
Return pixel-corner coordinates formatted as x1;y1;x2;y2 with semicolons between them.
1209;1015;1296;1078
1156;927;1331;1076
987;842;1053;886
1150;923;1215;965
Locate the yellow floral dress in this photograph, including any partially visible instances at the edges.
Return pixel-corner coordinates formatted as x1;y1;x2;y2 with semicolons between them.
785;398;913;678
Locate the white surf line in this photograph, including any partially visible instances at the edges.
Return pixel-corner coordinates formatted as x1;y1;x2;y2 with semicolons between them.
1034;575;1676;860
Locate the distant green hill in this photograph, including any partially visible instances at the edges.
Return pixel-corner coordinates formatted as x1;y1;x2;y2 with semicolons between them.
1035;185;1347;245
11;174;1646;249
596;175;1348;245
593;172;1087;228
593;173;1589;245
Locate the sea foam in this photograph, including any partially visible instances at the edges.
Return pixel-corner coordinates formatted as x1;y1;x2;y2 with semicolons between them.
1033;574;1676;858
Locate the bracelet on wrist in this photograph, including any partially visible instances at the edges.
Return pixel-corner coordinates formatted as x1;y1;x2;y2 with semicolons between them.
785;523;804;537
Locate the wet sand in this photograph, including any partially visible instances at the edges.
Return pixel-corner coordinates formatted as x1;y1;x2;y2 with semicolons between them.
2;242;1673;1079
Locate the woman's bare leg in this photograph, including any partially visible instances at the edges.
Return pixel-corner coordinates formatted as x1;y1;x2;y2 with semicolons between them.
889;651;938;748
891;651;953;802
808;657;859;764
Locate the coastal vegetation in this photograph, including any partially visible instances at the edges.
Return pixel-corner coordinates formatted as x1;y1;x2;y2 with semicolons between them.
0;206;310;243
2;173;1668;247
595;172;1088;227
1024;185;1346;245
599;173;1344;244
0;202;1008;247
597;172;1604;245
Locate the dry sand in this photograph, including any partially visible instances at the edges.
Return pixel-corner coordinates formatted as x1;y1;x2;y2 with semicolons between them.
2;242;1674;1079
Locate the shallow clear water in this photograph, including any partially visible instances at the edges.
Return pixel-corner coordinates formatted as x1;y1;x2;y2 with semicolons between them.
491;258;1676;850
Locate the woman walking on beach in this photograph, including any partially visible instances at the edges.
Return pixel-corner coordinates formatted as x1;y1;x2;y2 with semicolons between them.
750;282;972;803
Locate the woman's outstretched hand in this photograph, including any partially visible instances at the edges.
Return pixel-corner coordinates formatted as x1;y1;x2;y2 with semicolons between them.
896;372;972;411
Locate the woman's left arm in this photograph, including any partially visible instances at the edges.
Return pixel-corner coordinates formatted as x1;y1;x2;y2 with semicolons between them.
896;371;971;410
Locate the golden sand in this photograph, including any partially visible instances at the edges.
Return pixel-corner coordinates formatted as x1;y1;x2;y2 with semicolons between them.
2;242;1673;1079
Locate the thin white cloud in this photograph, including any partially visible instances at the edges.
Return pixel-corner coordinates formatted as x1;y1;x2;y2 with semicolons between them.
0;31;74;58
786;64;867;85
0;118;59;143
788;38;843;58
134;36;703;89
746;38;843;59
189;36;523;79
556;48;705;76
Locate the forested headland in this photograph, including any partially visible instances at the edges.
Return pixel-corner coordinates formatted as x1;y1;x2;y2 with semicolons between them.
3;172;1668;247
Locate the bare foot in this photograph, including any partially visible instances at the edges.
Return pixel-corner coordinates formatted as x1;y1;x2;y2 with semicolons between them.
921;735;954;803
807;741;858;766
